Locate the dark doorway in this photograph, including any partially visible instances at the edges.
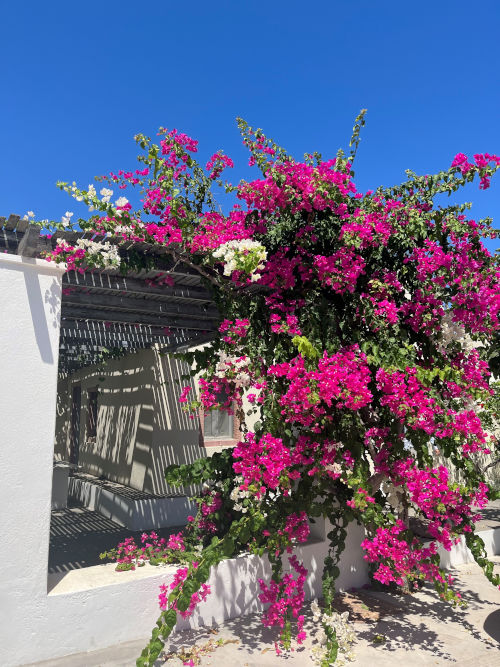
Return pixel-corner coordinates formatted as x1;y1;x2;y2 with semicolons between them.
69;384;81;465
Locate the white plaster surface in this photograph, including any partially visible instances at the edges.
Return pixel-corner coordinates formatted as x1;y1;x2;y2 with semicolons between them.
438;526;500;569
15;529;366;667
54;344;257;497
51;465;69;509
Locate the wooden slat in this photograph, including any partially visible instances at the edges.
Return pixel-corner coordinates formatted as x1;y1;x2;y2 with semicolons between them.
63;272;211;302
63;291;218;319
61;306;217;330
37;235;53;253
52;231;79;245
61;336;170;348
60;324;175;338
60;318;174;332
15;218;29;233
5;214;20;231
0;217;6;229
17;225;40;257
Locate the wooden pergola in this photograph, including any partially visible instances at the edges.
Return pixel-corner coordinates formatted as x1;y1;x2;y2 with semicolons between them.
1;214;220;374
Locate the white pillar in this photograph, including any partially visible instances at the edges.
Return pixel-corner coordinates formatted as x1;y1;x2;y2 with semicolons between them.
0;253;65;660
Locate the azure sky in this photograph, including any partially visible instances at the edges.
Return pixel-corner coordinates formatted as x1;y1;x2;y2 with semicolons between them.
1;0;499;250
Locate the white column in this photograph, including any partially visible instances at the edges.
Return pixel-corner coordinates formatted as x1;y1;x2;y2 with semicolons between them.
0;253;65;657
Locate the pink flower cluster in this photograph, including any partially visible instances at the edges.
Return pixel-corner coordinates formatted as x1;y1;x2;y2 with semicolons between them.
219;318;250;344
339;202;398;248
233;432;293;496
159;562;211;619
451;152;500;188
278;512;310;548
361;521;449;589
346;487;376;509
205;150;234;179
269;313;302;336
48;240;87;272
105;530;185;570
376;367;490;455
238;159;356;214
178;386;191;403
190;210;252;252
200;491;222;517
258;554;308;644
392;459;488;550
313;248;366;294
268;347;372;429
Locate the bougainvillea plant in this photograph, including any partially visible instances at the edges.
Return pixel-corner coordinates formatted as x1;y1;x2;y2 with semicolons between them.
43;111;500;666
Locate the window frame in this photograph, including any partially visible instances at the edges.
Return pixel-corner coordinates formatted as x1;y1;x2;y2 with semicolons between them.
86;388;99;443
199;402;240;448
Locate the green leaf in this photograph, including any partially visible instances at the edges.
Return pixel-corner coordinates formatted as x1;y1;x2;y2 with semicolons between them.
164;608;177;630
222;537;235;557
292;335;320;359
177;593;191;613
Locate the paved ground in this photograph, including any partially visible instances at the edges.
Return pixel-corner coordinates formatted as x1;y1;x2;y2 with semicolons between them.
475;499;500;531
31;557;500;666
49;503;184;573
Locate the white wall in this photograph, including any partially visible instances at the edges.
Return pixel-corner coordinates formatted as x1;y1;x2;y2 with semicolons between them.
0;253;65;664
55;347;221;495
55;344;251;495
55;349;160;490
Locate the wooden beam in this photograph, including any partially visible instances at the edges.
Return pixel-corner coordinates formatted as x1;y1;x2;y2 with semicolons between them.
17;225;40;257
61;307;218;330
5;214;20;231
60;328;170;340
60;332;174;346
62;291;219;319
53;231;81;245
60;319;179;335
59;323;198;348
15;218;29;233
63;271;211;301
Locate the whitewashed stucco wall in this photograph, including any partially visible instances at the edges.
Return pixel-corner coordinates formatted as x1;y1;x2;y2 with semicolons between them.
54;343;257;495
55;348;206;494
0;254;64;664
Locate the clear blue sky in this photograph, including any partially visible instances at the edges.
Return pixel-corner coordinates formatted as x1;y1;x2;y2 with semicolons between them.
1;1;499;251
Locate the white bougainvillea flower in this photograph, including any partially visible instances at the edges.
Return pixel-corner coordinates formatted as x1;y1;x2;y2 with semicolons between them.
75;238;120;268
100;187;113;203
61;211;74;227
212;239;267;279
114;196;129;217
